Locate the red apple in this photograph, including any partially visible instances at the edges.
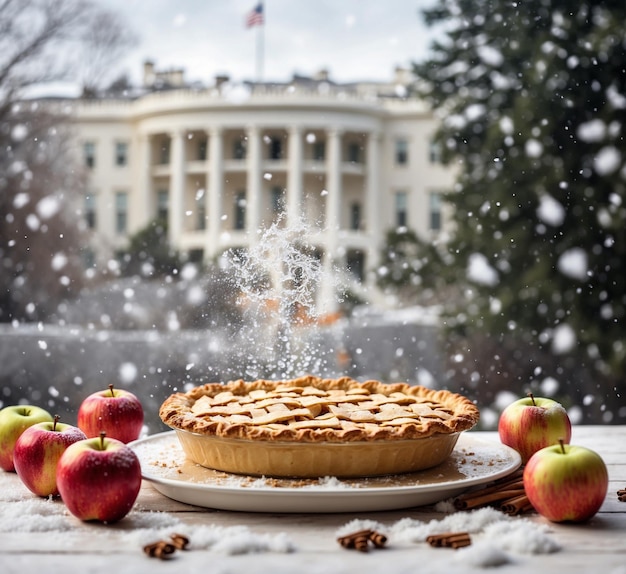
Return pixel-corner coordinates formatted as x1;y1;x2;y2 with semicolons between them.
498;394;571;463
13;415;87;497
523;440;608;522
56;431;142;523
0;404;54;472
77;384;144;443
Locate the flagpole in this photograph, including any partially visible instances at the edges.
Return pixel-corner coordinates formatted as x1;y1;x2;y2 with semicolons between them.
256;19;264;82
246;1;265;82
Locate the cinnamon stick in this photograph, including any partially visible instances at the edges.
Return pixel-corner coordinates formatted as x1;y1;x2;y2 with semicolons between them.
369;532;388;548
337;529;387;552
455;477;524;501
454;487;526;510
452;468;534;514
499;494;533;516
353;536;370;553
617;489;626;502
337;529;373;543
427;532;471;548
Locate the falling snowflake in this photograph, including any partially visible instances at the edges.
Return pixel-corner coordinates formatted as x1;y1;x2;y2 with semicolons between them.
467;253;499;286
557;248;588;281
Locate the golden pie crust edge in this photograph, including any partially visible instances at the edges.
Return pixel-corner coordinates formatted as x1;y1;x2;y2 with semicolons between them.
159;374;480;443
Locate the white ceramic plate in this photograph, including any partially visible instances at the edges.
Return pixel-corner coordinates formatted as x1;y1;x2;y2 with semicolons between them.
130;431;521;513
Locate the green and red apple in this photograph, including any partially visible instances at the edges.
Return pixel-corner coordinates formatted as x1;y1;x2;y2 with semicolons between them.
523;440;608;522
498;394;571;463
0;405;54;472
13;415;87;497
57;432;142;523
77;384;144;444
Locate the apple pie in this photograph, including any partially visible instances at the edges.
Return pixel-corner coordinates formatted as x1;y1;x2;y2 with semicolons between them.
159;375;479;478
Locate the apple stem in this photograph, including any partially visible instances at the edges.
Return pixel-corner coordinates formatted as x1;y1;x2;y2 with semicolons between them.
100;431;106;449
53;414;60;431
527;392;536;406
108;384;115;397
558;438;566;454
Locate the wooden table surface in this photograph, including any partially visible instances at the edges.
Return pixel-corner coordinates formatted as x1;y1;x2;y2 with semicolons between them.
1;426;624;573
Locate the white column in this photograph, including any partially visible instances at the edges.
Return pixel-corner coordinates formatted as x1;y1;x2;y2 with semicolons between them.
246;125;262;243
169;130;186;248
365;131;382;275
287;125;303;227
136;134;153;228
325;128;342;254
318;128;342;315
208;127;224;259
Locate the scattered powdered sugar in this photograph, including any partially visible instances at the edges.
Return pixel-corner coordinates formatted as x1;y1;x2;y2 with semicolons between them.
481;520;560;555
0;493;295;555
114;510;182;532
1;497;73;533
338;507;559;567
305;476;352;489
192;526;294;554
0;496;183;536
433;498;457;513
125;523;296;555
338;506;508;541
451;542;511;568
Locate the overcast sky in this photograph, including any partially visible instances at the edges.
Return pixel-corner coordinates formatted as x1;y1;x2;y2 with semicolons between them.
98;0;438;86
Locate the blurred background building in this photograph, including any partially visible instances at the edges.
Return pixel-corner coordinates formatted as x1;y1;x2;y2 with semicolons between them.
72;61;454;309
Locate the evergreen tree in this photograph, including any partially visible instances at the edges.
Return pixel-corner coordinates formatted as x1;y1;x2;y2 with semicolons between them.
376;228;455;304
413;1;626;412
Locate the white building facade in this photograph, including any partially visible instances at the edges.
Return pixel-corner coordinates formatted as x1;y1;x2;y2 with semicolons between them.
72;67;455;307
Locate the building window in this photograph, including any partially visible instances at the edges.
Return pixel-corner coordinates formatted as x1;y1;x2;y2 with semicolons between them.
350;202;362;230
395;138;408;165
429;139;442;163
313;141;325;161
346;250;365;282
233;139;246;160
430;192;442;231
347;142;360;163
188;249;204;263
157;189;169;221
83;142;96;168
269;137;282;160
234;191;246;230
196;192;206;230
159;139;170;164
198;138;207;161
395;191;408;228
115;191;128;234
84;194;96;229
115;142;128;166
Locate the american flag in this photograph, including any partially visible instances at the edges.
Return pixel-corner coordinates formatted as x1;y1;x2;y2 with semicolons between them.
245;3;264;28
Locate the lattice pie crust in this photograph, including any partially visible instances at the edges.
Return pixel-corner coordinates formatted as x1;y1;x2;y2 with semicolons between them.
159;375;479;477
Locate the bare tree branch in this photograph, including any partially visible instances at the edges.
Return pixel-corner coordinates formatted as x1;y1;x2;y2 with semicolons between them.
0;0;136;322
77;9;138;95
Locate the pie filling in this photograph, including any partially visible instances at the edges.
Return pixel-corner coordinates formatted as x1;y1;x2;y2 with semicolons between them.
159;375;479;478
